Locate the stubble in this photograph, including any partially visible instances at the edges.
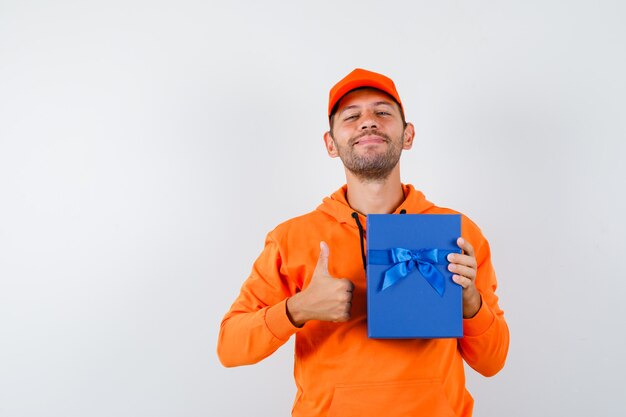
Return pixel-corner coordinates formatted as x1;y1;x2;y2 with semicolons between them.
333;129;404;182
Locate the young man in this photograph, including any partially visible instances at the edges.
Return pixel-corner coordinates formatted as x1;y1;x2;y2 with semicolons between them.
218;68;509;417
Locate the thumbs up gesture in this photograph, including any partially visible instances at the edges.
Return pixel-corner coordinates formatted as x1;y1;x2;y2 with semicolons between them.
286;242;354;327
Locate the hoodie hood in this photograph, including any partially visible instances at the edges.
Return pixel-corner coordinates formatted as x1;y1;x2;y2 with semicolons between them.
316;183;435;226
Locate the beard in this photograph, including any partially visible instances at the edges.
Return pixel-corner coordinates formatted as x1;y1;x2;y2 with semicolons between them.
333;129;404;182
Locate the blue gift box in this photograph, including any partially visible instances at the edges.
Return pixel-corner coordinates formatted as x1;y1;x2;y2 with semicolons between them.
366;214;462;338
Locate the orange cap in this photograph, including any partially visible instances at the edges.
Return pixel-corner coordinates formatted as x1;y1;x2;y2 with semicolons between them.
328;68;403;117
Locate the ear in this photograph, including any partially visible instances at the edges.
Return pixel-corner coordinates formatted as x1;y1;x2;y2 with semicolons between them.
402;122;415;150
323;131;339;158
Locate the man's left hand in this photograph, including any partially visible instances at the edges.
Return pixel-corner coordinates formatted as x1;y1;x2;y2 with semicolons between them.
447;237;482;318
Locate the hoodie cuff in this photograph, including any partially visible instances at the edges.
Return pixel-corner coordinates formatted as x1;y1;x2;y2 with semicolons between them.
463;297;495;337
264;299;301;341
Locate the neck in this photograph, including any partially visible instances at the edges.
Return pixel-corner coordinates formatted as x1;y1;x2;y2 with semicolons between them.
344;165;405;214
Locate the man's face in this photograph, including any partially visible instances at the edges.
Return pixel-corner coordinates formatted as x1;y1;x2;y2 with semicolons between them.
324;88;414;181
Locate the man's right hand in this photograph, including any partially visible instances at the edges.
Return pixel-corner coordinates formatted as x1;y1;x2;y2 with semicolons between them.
286;241;354;327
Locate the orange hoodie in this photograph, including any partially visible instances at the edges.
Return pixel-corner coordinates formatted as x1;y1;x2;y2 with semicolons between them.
218;184;509;417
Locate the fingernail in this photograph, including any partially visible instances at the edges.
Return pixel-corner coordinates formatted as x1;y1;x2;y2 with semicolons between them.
447;254;454;262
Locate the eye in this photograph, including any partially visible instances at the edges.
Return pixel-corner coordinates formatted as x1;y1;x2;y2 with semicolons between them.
376;111;390;116
344;114;359;121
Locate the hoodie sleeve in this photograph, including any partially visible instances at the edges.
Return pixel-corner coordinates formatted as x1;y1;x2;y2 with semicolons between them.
458;217;510;377
217;233;301;367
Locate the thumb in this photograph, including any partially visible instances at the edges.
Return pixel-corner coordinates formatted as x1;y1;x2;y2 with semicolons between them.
315;241;330;276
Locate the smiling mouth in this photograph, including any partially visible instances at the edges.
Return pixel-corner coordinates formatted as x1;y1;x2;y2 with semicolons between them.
353;135;387;146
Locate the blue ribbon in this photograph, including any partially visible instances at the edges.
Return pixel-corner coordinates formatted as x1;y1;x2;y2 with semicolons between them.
369;248;454;297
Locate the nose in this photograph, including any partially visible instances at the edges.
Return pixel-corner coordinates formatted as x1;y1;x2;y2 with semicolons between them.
359;110;378;130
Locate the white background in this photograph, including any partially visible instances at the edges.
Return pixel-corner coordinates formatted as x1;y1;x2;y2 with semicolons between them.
1;1;625;416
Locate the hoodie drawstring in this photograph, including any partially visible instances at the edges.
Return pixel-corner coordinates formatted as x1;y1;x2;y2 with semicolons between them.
351;212;367;271
351;209;406;271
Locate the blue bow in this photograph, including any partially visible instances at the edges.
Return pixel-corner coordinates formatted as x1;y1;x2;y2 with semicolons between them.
372;248;450;296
